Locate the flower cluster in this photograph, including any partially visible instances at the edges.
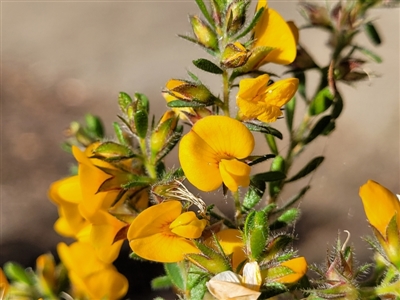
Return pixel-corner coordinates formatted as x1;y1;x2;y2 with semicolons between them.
1;0;396;299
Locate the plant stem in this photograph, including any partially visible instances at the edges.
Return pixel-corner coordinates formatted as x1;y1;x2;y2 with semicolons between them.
222;70;231;116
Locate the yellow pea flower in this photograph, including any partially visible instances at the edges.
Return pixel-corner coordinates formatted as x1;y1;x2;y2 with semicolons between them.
179;116;255;192
57;242;128;300
128;200;208;263
253;0;297;67
359;180;400;238
237;74;298;123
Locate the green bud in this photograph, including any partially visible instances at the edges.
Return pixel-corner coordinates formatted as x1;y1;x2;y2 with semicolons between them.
220;42;249;68
190;15;219;51
225;0;248;35
164;79;215;105
150;111;178;157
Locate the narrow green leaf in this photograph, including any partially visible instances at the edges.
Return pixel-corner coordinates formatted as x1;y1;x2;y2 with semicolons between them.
234;6;264;40
265;134;278;155
285;96;296;131
113;122;129;146
244;122;283;139
247;154;275;167
85;114;104;138
285;156;324;183
253;171;286;182
364;21;381;45
167;100;206;108
118;92;132;112
304;115;332;144
151;276;172;290
309;87;334;116
164;263;185;291
193;58;223;74
134;110;148;139
135;93;150;113
356;45;382;63
195;0;215;28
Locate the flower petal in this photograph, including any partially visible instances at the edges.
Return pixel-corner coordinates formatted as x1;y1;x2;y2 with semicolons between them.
170;211;208;239
359;180;400;237
220;159;251;191
264;78;299;107
237;74;269;100
274;257;307;284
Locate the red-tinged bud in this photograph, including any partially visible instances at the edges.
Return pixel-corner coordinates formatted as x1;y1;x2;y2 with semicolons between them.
221;42;250;68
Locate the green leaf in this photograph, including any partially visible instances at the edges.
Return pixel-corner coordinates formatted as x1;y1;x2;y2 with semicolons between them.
247;154;275;166
85;114;104;138
356;45;382;63
253;171;286;182
167;100;207;108
164;263;186;292
135;92;150;114
234;6;264;40
244;122;283;139
285;96;296;131
304;115;332;144
134;110;148;139
3;262;34;286
243;181;265;211
151;276;172;290
113;122;129;146
248;211;268;261
364;21;381;45
285;156;324;183
118;92;132;112
331;91;343;119
309;87;334;116
195;0;215;28
265;134;278;155
193;58;223;74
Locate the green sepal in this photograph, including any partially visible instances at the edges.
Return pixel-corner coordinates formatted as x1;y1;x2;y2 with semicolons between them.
285;97;296;131
384;215;400;267
253;171;286;182
3;262;34;286
91;141;134;159
118;92;133;112
247;154;275;167
268;155;285;198
304;116;332;144
364;21;381;45
243;179;266;211
113;122;130;146
246;210;269;261
265;134;278;155
134;110;148;139
309;87;334;116
135;92;150;114
120;175;155;189
151;275;173;290
244;121;283;139
194;0;215;28
186;241;231;274
261;234;293;262
155;125;183;162
233;6;264;40
355;45;382;63
164;262;186;292
85;114;104;138
193;58;223;74
167;100;207;108
285;156;324;183
269;208;300;230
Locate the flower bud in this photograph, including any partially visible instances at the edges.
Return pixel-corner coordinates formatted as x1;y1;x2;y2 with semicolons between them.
163;79;214;104
225;0;247;35
221;42;250;68
262;257;307;284
150;110;178;156
36;254;56;297
299;3;332;28
190;15;218;51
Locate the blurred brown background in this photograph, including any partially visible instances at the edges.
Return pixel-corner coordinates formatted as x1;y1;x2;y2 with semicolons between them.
1;0;399;297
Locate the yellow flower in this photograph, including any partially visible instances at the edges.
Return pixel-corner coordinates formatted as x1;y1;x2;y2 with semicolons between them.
206;262;262;300
57;241;128;300
359;180;400;238
236;74;298;123
179;116;255;192
128;200;208;262
252;0;297;67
